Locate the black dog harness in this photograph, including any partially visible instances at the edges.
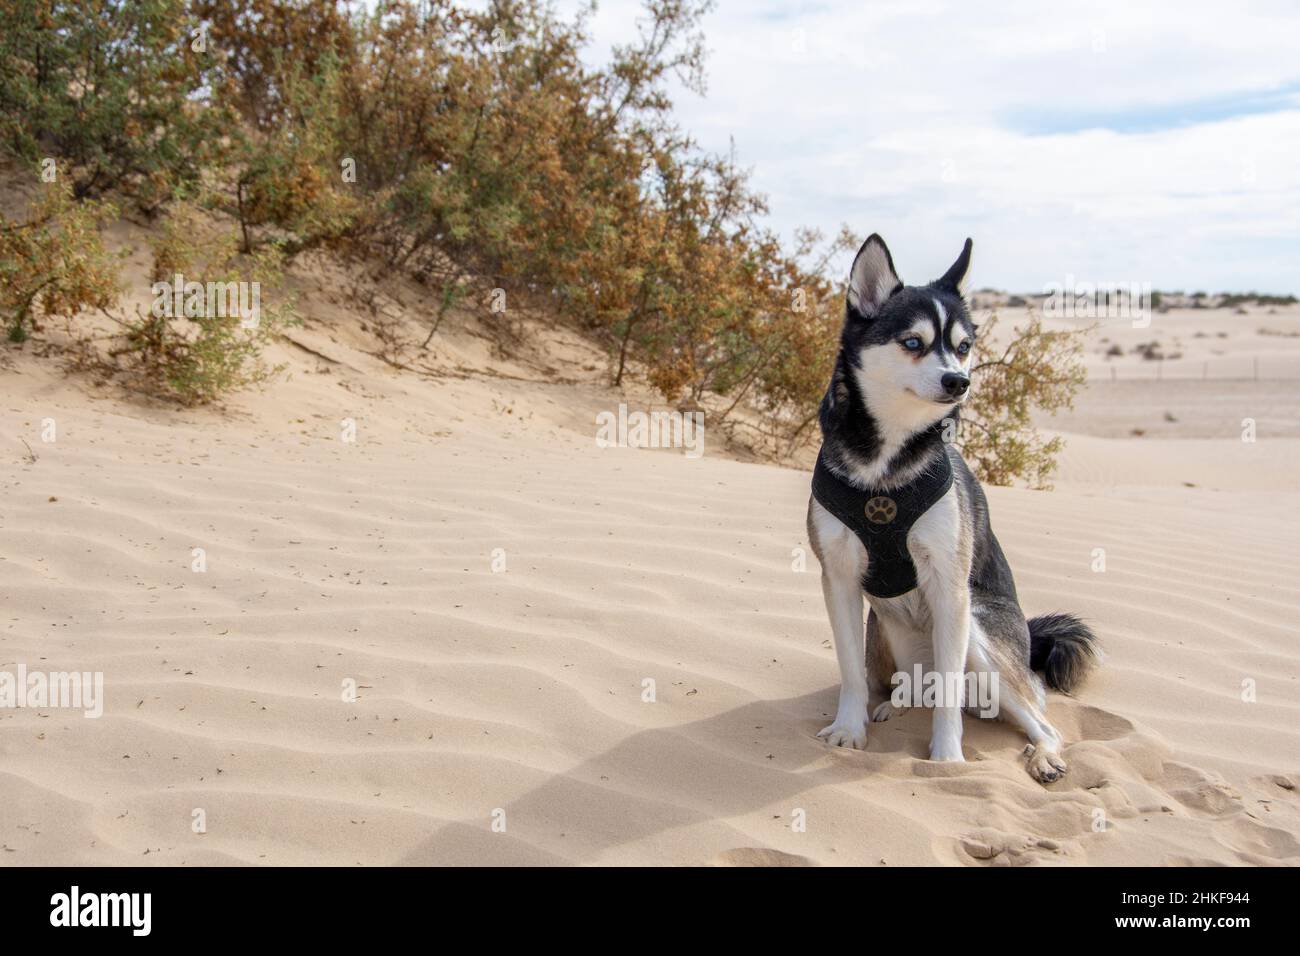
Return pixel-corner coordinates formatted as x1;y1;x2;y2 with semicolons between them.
811;451;954;598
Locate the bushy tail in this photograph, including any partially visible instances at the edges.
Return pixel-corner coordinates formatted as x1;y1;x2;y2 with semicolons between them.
1028;613;1100;693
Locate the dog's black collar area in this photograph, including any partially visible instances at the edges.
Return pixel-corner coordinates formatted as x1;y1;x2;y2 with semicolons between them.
811;449;955;598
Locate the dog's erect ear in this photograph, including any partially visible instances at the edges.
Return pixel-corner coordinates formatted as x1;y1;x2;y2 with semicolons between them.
846;234;902;318
933;238;973;295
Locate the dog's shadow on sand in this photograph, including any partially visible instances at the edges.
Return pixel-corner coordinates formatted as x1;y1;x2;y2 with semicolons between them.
394;686;1039;866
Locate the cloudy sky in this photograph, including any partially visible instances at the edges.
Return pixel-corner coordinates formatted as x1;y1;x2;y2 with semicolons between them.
571;0;1300;294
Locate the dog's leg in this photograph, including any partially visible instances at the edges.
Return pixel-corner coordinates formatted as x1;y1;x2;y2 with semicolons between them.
970;628;1068;783
1008;701;1068;784
866;610;902;722
912;490;972;763
817;568;870;748
996;682;1068;783
925;587;970;762
810;500;870;749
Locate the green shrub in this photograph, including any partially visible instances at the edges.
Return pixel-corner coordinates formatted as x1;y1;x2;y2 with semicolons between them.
0;0;225;212
0;0;1085;483
959;312;1089;490
0;171;120;342
112;199;297;405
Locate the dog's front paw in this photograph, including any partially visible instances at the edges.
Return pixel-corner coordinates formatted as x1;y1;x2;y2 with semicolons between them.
817;720;869;750
929;737;965;762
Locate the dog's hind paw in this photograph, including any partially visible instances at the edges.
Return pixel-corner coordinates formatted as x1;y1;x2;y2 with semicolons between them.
871;701;901;723
817;721;869;750
1025;745;1068;784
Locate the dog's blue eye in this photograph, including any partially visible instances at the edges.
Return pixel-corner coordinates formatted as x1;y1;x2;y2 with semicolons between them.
902;337;922;351
957;341;971;355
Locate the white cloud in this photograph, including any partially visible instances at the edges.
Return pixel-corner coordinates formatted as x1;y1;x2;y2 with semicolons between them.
572;0;1300;292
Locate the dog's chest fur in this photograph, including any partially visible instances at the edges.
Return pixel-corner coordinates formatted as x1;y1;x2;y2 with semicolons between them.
809;475;968;669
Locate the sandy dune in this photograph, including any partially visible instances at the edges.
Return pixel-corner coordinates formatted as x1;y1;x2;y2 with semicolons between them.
2;290;1299;866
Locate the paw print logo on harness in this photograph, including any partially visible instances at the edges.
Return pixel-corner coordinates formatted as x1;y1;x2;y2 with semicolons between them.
864;496;898;525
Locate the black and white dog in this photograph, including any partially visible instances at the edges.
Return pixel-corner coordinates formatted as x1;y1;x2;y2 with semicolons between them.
807;234;1099;783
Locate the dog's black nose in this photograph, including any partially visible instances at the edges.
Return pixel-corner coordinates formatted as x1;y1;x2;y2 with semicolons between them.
941;372;970;397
